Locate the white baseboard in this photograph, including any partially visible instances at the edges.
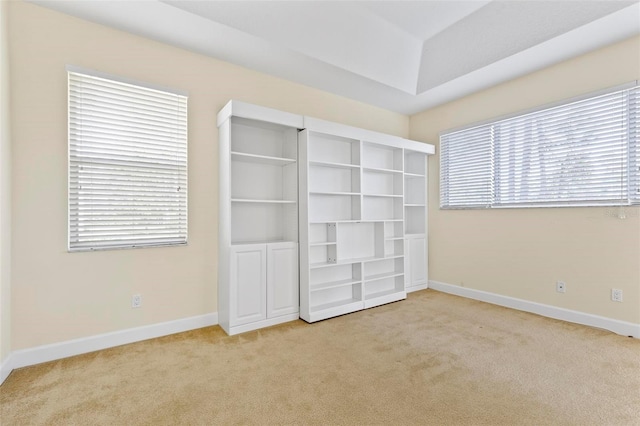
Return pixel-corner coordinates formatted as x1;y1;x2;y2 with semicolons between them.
429;280;640;339
406;283;429;293
0;312;218;386
1;352;15;385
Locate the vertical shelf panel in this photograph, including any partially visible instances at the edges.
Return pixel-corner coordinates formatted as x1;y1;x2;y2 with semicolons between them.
404;149;428;293
219;102;302;335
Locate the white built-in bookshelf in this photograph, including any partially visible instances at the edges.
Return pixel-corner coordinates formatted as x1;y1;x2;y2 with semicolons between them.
218;101;434;333
218;103;302;335
403;151;428;290
299;118;434;323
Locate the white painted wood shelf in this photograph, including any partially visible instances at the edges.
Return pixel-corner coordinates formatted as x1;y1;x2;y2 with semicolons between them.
218;101;302;336
299;119;434;323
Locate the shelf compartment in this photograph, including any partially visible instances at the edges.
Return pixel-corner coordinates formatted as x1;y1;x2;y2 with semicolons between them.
312;254;403;268
404;173;425;205
232;158;297;201
310;289;362;313
310;278;361;292
384;221;404;240
309;222;336;245
310;191;359;196
310;220;389;224
231;202;297;245
365;272;404;283
309;194;361;222
383;238;404;257
310;243;337;265
310;263;361;286
362;194;402;198
309;262;362;314
309;160;359;170
308;132;360;166
404;151;426;176
364;257;404;280
362;142;403;172
310;242;336;247
310;298;362;314
365;287;404;301
309;163;360;194
362;196;403;221
337;222;375;261
362;166;403;175
231;151;295;166
364;276;404;300
405;205;426;235
231;117;297;159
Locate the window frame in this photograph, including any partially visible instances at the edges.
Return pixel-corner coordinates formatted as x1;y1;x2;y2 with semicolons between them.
439;81;639;210
66;65;189;252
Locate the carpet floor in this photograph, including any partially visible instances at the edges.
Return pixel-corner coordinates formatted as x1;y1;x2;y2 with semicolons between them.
1;290;639;425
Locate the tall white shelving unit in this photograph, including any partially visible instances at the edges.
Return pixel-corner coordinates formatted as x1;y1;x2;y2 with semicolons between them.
299;118;434;323
218;101;434;332
218;101;303;335
404;150;429;291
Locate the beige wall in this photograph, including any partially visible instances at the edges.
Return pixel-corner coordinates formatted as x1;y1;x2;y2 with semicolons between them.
1;0;12;362
8;1;408;351
410;36;640;324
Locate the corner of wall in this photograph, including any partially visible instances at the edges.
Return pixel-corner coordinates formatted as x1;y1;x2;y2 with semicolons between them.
0;0;13;369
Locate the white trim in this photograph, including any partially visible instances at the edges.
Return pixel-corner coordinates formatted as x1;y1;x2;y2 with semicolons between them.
66;64;188;97
227;313;300;336
216;100;303;128
0;353;15;385
0;312;218;386
406;283;429;293
429;280;640;338
304;116;435;154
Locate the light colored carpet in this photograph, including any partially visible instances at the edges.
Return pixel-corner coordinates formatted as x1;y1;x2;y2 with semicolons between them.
1;290;639;425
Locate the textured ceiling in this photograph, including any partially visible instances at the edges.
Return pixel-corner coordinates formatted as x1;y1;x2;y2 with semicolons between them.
30;0;640;114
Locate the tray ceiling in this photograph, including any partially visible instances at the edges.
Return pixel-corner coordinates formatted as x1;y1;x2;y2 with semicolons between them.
30;0;640;114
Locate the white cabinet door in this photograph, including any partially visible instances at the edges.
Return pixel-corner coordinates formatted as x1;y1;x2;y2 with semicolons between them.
406;236;427;288
230;244;267;326
267;242;299;318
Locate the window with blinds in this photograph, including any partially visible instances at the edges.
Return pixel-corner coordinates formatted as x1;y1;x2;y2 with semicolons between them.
440;84;640;209
68;69;188;251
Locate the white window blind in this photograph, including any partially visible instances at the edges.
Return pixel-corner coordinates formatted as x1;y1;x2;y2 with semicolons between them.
440;125;493;208
440;84;640;209
69;70;188;251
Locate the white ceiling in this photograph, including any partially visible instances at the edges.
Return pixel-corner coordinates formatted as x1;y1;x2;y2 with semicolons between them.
31;0;640;115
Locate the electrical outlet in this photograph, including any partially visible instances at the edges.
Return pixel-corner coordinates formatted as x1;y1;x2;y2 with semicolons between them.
132;294;142;308
611;289;623;302
556;281;566;293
